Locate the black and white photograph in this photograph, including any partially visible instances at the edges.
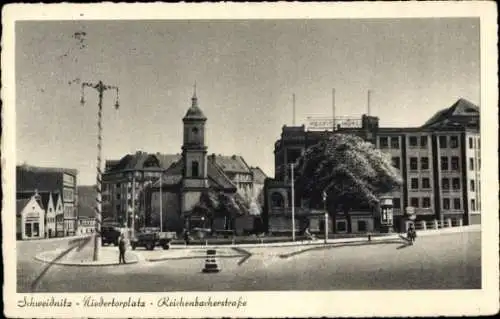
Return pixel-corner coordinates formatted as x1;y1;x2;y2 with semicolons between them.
2;2;498;318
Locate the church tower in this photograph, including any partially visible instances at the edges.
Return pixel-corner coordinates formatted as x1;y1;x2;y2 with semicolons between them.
181;85;209;214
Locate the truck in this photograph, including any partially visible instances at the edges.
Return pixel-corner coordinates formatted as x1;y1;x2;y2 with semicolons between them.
101;223;123;246
130;227;177;250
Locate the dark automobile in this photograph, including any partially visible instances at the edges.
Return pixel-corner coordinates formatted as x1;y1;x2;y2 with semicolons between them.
130;227;176;250
101;225;122;246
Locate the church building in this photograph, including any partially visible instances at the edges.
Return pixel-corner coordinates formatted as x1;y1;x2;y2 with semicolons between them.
148;89;243;232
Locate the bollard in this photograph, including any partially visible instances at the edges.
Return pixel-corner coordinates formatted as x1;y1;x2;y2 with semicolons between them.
458;218;463;227
202;249;220;273
433;220;439;230
446;218;452;228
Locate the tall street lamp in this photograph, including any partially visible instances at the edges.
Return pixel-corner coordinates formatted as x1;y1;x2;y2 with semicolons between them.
322;191;328;244
80;80;120;261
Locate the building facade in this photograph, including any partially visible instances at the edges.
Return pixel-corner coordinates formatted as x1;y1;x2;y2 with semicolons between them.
16;192;45;240
16;165;78;236
102;152;181;226
264;98;480;233
38;192;56;238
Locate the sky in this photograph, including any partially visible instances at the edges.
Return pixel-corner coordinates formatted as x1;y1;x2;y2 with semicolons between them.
16;18;480;185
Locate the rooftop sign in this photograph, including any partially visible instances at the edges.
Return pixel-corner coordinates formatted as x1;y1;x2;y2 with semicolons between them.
306;117;362;131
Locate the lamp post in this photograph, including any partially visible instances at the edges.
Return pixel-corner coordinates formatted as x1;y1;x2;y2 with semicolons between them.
322;191;328;244
159;172;163;232
80;80;120;261
290;163;295;242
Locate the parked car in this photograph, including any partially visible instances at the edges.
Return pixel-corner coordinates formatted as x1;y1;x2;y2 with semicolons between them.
130;227;177;250
101;225;122;246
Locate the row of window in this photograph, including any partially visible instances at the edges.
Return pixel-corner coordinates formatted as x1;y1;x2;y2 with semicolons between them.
380;135;462;150
469;137;481;149
392;156;479;172
438;136;460;149
410;197;432;208
443;198;479;211
45;217;56;224
442;198;462;210
381;135;479;150
441;177;461;191
410;178;431;189
380;136;401;149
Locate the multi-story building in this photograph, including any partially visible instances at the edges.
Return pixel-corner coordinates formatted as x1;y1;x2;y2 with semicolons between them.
264;98;480;233
102;152;181;226
16;165;78;236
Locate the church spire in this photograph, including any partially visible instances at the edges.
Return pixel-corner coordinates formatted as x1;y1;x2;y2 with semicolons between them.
183;82;206;121
191;81;198;107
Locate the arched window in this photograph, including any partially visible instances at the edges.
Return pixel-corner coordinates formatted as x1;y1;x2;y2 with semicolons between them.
191;161;199;177
271;192;284;208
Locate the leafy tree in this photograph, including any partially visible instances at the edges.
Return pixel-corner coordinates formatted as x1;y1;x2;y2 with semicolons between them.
294;133;403;232
192;190;249;230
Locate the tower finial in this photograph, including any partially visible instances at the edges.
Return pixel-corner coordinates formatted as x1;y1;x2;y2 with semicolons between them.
191;82;198;107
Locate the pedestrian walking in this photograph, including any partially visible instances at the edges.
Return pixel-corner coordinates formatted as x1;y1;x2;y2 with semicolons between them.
118;234;127;264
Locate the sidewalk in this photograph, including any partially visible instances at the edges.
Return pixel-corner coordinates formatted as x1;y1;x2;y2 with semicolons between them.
169;225;480;249
35;243;141;266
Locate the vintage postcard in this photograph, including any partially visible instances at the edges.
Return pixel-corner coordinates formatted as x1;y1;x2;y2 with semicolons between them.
2;2;499;318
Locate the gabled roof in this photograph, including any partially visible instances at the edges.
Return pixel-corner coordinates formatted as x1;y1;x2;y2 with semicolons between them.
52;192;61;204
107;152;181;172
158;159;184;186
207;160;237;191
152;158;237;191
251;167;267;184
39;192;52;210
156;154;182;170
16;198;31;216
422;98;479;129
208;154;251;174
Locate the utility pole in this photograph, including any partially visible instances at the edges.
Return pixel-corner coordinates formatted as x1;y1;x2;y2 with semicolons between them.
291;163;295;241
131;174;136;238
80;80;120;261
332;88;336;131
292;93;296;126
323;191;328;244
159;173;163;232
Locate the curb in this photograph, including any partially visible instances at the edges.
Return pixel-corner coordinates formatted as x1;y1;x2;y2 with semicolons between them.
167;225;479;250
146;237;405;261
146;226;480;260
34;250;140;267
